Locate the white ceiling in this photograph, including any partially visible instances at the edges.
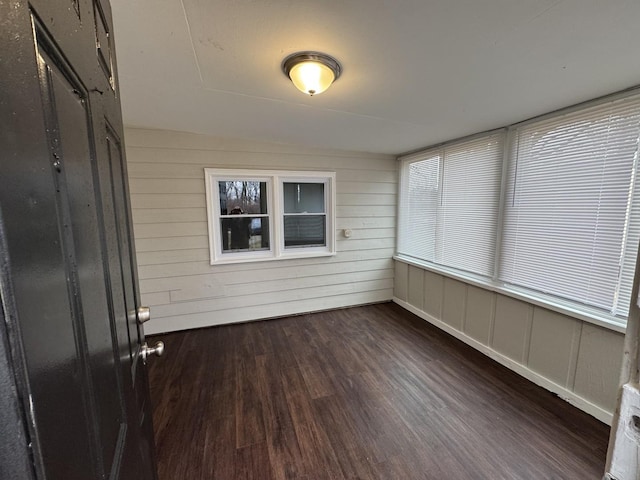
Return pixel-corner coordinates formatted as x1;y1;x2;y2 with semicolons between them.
110;0;640;155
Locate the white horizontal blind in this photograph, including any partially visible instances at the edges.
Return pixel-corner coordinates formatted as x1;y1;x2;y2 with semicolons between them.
398;133;504;277
437;134;504;276
398;153;440;262
500;95;640;316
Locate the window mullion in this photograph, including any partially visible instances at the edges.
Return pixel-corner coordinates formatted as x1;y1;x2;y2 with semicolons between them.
492;127;513;282
435;149;445;264
612;127;640;315
272;176;282;258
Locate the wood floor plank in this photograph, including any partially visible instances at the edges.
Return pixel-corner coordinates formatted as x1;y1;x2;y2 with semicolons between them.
235;337;266;448
202;415;236;480
148;302;610;479
281;366;345;478
255;353;305;479
235;442;275;480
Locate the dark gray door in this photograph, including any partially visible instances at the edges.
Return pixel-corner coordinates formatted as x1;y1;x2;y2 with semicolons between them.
0;0;158;479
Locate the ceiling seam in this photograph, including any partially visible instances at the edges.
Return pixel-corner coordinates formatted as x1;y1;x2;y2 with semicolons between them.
180;0;204;84
195;85;434;128
525;0;565;25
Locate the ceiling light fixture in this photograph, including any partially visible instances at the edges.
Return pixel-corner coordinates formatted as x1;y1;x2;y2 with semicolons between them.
282;51;342;96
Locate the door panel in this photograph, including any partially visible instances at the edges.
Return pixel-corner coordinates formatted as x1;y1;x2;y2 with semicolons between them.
30;28;105;480
105;127;142;369
103;127;157;480
101;126;137;368
35;19;128;480
0;1;158;479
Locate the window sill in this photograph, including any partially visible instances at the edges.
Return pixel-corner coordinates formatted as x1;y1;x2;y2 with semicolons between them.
211;250;336;265
393;254;627;334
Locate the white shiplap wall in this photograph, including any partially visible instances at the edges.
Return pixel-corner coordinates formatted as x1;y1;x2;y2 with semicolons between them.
125;128;397;334
394;259;625;424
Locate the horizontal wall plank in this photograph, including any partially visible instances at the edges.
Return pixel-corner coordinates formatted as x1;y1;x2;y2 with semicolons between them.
336;182;397;195
336;193;396;206
336;217;396;229
336;205;396;217
128;163;204;179
130;179;398;196
152;279;393;318
129;178;205;194
140;258;394;290
132;208;207;224
134;224;392;241
208;247;395;272
144;290;392;335
131;194;205;209
134;222;208;239
141;292;171;306
127;147;396;171
135;236;208;252
170;269;394;302
139;250;394;281
133;195;397;211
336;237;395;251
337;169;397;184
127;163;398;184
336;228;395;240
137;247;393;269
136;249;210;266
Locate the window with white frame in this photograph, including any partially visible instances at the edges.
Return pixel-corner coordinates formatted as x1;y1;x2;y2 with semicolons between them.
205;169;335;264
282;179;328;250
397;91;640;325
398;133;504;277
500;96;640;318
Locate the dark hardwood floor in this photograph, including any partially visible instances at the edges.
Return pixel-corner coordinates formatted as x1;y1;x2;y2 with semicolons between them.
147;302;610;480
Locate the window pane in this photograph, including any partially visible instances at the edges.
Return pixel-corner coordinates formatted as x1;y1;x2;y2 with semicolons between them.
397;133;503;277
500;96;640;316
283;182;325;213
438;135;503;276
221;216;270;252
219;181;267;215
398;155;440;262
284;215;326;247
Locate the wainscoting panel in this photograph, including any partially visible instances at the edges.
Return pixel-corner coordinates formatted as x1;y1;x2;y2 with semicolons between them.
394;258;624;424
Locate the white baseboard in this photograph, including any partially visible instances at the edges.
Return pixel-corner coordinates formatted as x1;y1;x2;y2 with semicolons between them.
393;297;613;425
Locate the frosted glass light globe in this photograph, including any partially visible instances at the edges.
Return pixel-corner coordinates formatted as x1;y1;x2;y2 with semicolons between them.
288;60;336;96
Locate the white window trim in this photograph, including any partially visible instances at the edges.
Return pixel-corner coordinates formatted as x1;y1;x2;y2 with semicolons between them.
205;172;274;264
205;168;336;265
